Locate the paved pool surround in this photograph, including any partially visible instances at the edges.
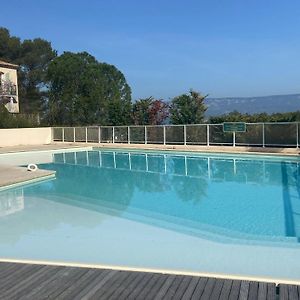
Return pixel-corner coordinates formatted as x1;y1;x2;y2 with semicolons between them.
0;165;55;190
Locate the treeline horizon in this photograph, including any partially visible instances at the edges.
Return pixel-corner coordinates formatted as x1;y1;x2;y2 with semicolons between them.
0;27;299;128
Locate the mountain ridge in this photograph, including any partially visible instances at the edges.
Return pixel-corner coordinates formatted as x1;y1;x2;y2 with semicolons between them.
204;93;300;116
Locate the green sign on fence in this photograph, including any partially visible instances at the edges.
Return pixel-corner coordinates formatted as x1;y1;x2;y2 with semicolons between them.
223;122;246;132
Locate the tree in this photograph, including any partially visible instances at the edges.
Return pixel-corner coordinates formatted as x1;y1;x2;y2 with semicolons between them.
0;28;21;62
209;110;300;123
0;104;38;128
170;90;207;124
18;38;57;113
149;99;169;125
46;52;132;126
0;27;57;114
132;97;169;125
132;97;153;125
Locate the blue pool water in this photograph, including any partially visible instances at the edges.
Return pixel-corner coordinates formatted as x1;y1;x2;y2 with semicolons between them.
0;149;300;280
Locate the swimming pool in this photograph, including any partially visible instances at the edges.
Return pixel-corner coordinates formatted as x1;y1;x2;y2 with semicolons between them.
0;148;300;282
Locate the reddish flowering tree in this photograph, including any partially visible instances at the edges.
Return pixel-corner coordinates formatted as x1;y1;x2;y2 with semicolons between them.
149;99;169;125
132;97;169;125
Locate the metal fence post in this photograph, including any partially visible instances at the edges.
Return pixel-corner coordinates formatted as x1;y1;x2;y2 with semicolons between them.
233;131;236;147
163;126;166;145
297;123;299;148
85;127;88;143
145;126;147;144
112;126;115;143
207;124;210;146
262;123;265;147
128;126;130;144
73;127;76;142
184;125;187;146
98;126;101;143
62;128;65;142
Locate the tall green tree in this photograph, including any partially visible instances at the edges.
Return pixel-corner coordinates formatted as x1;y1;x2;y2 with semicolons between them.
132;97;153;125
18;38;57;113
46;51;132;126
0;28;21;62
0;27;57;114
170;90;208;124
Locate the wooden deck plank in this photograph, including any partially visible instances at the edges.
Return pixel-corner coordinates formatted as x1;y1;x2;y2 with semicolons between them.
288;285;299;300
0;263;34;285
48;268;96;299
118;272;149;299
172;275;193;300
181;276;200;299
107;270;138;300
191;277;209;299
36;267;89;299
73;269;117;300
200;277;217;299
162;275;185;299
257;282;268;300
135;273;165;300
219;279;233;300
153;274;177;300
248;281;259;300
56;269;100;299
0;262;298;300
0;262;21;274
267;283;276;300
9;266;62;300
228;280;241;300
0;262;26;280
279;284;289;300
90;270;129;299
0;265;55;299
209;278;224;300
19;267;73;300
238;280;250;300
0;264;43;292
144;274;170;300
121;271;154;299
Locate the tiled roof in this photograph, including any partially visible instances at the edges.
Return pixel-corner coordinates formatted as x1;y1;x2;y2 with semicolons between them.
0;60;19;69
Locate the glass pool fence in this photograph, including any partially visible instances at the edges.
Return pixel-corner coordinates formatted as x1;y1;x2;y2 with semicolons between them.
52;122;300;148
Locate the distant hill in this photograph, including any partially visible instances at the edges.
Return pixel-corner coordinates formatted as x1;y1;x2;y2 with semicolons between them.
204;94;300;116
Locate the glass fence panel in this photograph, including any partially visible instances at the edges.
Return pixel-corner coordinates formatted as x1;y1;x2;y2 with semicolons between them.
265;123;297;146
75;127;86;142
100;127;113;143
186;125;207;145
130;126;145;144
64;128;74;142
114;127;128;143
209;124;233;144
87;127;99;142
236;123;263;146
166;125;184;144
52;123;299;148
298;123;300;147
53;128;63;141
146;126;164;144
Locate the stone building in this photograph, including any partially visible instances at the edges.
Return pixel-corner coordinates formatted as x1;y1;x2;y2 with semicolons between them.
0;60;19;113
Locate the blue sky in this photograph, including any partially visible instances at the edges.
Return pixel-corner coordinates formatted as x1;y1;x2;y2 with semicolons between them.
1;0;300;100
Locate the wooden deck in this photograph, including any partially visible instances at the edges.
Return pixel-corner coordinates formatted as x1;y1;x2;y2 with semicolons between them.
1;262;299;299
